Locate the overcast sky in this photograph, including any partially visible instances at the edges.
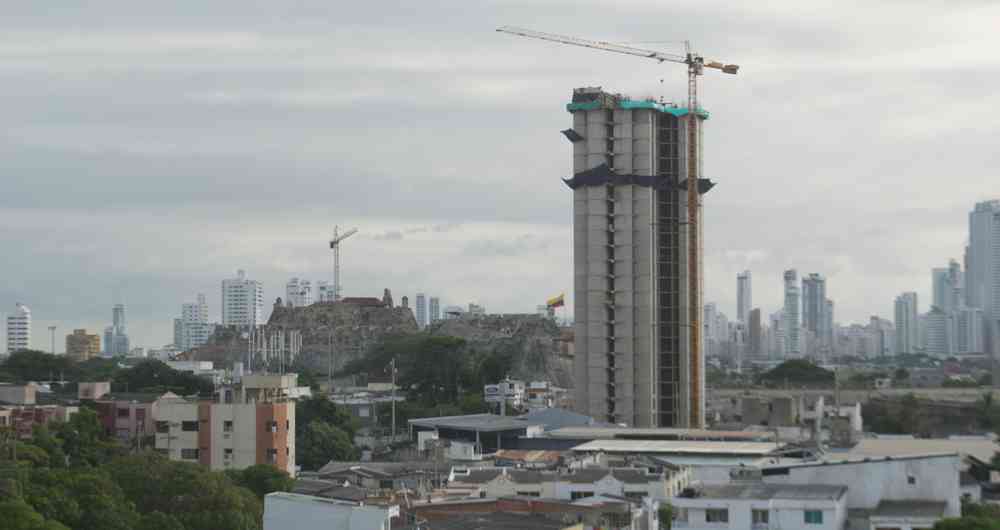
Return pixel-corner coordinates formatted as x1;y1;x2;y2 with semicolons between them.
3;1;999;350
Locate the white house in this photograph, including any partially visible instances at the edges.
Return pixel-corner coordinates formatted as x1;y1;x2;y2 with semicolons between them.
263;492;398;530
670;483;848;530
447;466;691;502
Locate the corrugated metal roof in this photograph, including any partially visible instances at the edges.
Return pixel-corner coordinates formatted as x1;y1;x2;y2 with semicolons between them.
840;438;996;463
547;426;775;441
571;439;781;455
691;483;847;501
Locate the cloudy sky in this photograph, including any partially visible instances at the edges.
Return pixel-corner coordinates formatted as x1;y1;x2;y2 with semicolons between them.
3;1;999;350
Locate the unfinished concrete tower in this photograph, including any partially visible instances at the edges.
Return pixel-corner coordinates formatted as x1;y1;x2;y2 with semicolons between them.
566;87;711;428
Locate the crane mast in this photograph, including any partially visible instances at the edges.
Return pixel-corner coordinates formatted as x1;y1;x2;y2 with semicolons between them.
497;26;738;428
329;226;358;302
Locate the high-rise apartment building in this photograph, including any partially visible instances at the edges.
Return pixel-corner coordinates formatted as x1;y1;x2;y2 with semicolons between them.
174;294;213;352
736;271;752;323
894;292;919;354
966;201;1000;356
801;273;830;352
429;297;441;324
316;281;335;303
222;270;263;328
66;329;101;361
103;304;130;356
783;270;801;356
567;87;710;428
924;307;954;356
956;306;985;353
6;303;31;353
748;308;762;356
285;278;314;308
415;293;427;328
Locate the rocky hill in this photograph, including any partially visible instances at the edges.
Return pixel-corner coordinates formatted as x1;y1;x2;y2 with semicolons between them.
427;314;574;388
191;297;418;372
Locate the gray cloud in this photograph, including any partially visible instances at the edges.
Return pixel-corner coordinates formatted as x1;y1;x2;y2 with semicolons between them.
3;0;1000;348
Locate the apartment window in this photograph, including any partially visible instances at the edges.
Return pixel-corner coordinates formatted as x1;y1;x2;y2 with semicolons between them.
266;448;278;464
379;480;394;489
804;510;824;524
181;448;200;460
907;475;916;485
181;421;199;432
286;420;290;430
624;491;646;500
706;509;729;523
224;448;233;458
117;408;130;418
515;491;540;497
265;421;278;433
752;509;769;524
155;421;169;433
155;448;168;456
223;421;233;432
570;491;594;500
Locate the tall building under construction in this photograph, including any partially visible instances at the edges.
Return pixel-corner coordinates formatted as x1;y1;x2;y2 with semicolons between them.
566;87;710;428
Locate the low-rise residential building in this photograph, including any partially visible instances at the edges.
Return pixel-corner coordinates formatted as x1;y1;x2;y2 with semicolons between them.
93;393;163;445
0;404;78;439
671;483;848;530
0;383;37;405
315;461;442;497
154;374;297;476
78;381;112;400
409;495;652;530
263;492;398;530
447;465;691;502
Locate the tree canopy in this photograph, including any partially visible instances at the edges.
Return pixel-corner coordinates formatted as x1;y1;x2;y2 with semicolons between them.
757;360;835;387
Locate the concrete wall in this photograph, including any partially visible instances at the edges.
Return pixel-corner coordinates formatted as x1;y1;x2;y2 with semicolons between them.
672;497;845;530
0;384;35;405
763;456;961;517
154;399;200;462
264;493;394;530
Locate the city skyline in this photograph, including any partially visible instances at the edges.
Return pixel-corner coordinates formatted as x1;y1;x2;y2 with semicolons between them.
3;2;1000;349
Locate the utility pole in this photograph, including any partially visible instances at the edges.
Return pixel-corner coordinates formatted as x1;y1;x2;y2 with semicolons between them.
390;358;397;440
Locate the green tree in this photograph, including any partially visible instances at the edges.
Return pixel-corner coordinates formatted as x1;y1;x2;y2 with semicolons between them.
22;468;139;530
225;464;294;500
113;360;213;396
136;512;185;530
933;517;1000;530
299;421;357;471
0;499;70;530
758;360;834;387
296;396;358;440
658;504;673;529
52;408;122;466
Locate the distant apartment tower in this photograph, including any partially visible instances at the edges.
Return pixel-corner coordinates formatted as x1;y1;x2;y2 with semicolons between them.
894;292;919;354
736;271;752;323
429;297;441;323
924;307;954;356
783;270;801;356
174;294;213;351
102;304;130;356
6;303;31;353
415;293;427;328
155;374;297;477
284;278;314;308
748;308;762;356
567;87;710;428
222;270;264;328
966;200;1000;356
957;306;985;353
316;281;335;303
801;273;830;351
66;329;101;361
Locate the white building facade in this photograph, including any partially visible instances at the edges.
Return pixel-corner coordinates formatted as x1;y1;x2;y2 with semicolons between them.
222;269;264;328
894;292;919;354
967;200;1000;357
285;278;314;308
737;271;752;323
174;293;213;351
415;293;427;328
783;270;801;356
5;303;31;353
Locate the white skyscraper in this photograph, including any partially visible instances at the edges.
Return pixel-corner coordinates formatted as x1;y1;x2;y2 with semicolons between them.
6;303;31;353
285;278;314;308
783;270;801;356
894;292;919;354
967;200;1000;356
104;303;131;356
801;273;830;352
736;271;752;323
174;293;213;351
429;297;441;323
957;306;984;354
316;281;335;303
222;269;264;328
924;307;954;357
415;293;427;328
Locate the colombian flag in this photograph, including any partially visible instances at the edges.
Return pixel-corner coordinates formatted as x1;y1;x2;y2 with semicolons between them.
546;293;565;308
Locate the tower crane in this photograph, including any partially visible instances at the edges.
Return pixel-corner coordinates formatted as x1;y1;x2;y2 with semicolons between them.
329;225;358;302
497;26;739;427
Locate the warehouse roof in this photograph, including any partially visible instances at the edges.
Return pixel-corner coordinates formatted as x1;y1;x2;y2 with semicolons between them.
571;439;781;456
685;483;847;501
408;413;540;433
838;438;996;464
547;426;775;441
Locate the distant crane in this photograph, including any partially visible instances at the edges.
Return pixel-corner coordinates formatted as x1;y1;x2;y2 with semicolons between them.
496;26;739;427
329;225;358;302
48;325;56;354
